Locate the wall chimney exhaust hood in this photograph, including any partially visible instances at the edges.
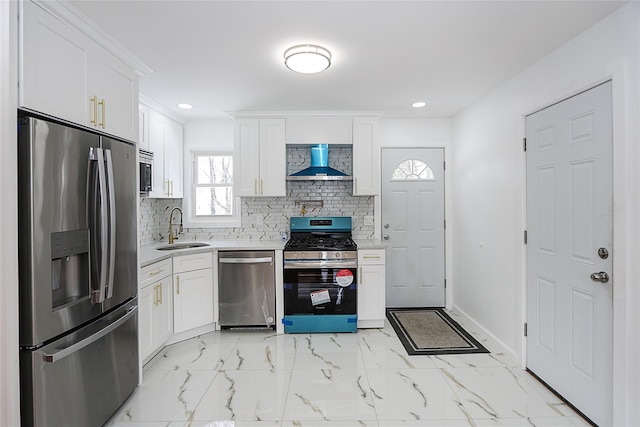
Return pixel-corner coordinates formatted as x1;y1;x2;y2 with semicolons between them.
287;144;352;181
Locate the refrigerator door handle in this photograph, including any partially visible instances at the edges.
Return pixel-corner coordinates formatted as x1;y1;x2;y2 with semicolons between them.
104;149;116;300
41;306;137;363
88;147;109;303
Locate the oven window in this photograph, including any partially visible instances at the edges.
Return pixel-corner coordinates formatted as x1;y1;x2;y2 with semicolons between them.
284;267;357;315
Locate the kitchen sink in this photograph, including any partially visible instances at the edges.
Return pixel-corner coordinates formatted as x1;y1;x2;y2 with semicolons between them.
155;242;210;251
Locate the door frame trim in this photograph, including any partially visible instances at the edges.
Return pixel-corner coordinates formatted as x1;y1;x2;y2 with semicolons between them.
521;68;632;424
523;80;613;425
380;147;449;307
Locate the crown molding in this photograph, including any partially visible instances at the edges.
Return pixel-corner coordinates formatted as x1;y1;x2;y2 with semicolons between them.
139;94;187;125
225;110;385;118
31;0;153;77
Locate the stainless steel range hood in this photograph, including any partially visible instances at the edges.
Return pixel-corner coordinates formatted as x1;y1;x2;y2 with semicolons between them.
287;144;352;181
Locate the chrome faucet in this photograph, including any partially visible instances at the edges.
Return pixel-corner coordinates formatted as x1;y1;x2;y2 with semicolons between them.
168;207;183;244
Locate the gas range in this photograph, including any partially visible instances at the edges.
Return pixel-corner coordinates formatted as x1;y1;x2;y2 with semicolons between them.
283;216;358;333
284;217;357;262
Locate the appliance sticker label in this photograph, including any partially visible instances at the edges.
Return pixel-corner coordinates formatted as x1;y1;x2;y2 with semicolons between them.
335;269;354;287
310;289;331;306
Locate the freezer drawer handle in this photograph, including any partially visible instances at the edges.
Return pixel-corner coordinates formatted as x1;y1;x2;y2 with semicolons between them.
219;257;273;264
41;306;136;363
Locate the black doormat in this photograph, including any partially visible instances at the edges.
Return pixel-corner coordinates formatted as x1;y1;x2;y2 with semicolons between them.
386;308;489;356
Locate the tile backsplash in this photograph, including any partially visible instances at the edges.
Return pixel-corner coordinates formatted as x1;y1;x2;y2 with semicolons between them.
140;180;374;246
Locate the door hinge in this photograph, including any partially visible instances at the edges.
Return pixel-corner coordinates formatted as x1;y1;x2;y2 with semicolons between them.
443;160;446;171
524;230;528;244
524;322;528;337
523;138;527;152
444;279;447;288
444;219;446;229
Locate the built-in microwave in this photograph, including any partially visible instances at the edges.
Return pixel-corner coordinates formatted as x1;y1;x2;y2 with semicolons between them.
139;149;153;196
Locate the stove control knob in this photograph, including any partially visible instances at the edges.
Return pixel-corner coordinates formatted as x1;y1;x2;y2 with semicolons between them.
335;252;341;259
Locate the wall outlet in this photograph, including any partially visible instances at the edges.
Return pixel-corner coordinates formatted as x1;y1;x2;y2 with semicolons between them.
255;215;263;226
364;216;374;226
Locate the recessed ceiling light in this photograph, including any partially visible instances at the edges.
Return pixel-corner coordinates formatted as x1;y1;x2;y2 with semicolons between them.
412;101;427;108
177;103;193;110
284;44;331;74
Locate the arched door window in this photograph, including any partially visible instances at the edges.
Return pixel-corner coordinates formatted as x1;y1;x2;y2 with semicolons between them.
391;159;435;181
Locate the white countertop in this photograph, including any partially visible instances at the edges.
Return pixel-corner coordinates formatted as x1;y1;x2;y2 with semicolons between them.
140;239;286;267
140;238;385;267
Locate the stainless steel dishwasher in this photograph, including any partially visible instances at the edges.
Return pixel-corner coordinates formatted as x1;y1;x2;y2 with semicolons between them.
218;251;276;328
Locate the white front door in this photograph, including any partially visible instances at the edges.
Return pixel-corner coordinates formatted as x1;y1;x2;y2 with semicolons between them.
381;148;445;307
526;81;613;426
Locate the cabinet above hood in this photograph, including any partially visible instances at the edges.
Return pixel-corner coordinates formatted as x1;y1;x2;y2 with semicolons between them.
287;144;352;181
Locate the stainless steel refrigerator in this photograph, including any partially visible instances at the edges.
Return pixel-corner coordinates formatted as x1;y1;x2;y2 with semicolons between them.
18;112;139;427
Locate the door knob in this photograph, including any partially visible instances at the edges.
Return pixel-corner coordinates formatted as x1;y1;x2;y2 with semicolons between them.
590;271;610;283
384;224;390;229
383;234;390;240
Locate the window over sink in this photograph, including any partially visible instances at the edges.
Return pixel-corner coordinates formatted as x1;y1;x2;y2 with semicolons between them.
183;151;241;228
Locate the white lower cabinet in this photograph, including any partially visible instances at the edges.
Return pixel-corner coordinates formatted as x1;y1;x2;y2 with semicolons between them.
172;252;214;334
357;249;386;328
139;258;173;362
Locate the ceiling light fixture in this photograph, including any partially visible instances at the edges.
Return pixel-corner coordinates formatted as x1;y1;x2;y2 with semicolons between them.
412;101;427;108
284;44;331;74
177;103;193;110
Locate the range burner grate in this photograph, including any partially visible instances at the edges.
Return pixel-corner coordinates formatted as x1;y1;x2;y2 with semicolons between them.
284;235;357;251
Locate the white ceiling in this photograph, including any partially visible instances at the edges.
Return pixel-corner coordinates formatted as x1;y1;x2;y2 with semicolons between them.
69;0;626;121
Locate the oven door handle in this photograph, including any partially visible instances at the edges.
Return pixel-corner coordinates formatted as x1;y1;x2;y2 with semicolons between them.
284;260;357;269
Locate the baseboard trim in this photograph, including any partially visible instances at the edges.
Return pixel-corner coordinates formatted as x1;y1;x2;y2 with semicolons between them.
450;304;518;363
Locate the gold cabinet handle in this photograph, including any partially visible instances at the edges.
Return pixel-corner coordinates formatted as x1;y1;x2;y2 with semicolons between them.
176;276;180;295
90;96;98;125
148;268;163;277
158;283;163;305
98;98;105;128
363;255;381;260
166;180;174;197
153;285;159;306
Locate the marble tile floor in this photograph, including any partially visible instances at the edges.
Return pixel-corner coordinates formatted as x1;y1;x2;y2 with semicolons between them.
106;314;591;427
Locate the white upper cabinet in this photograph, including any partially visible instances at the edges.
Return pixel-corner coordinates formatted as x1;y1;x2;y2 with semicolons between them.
285;117;352;145
138;103;150;151
147;108;183;198
234;118;286;197
93;47;138;140
20;1;138;141
232;112;379;196
352;117;380;196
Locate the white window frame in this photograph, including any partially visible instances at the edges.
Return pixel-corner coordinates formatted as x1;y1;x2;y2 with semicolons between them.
390;159;436;182
183;150;241;228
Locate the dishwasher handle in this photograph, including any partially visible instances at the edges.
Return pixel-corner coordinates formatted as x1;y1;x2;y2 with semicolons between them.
219;257;273;264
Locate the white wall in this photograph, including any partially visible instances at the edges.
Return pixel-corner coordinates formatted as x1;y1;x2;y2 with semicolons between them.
379;118;451;147
451;3;640;425
184;118;234;151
